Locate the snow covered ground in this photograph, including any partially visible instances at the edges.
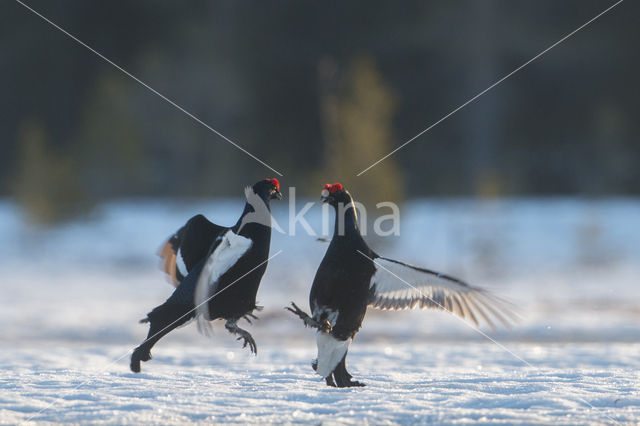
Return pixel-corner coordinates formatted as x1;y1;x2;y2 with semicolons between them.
1;197;638;424
2;343;638;424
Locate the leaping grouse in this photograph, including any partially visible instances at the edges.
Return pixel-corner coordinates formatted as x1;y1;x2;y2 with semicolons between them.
131;178;282;373
288;183;515;387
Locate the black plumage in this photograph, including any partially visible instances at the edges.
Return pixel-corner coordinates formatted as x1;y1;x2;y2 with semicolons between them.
288;183;515;387
158;214;225;287
131;179;282;373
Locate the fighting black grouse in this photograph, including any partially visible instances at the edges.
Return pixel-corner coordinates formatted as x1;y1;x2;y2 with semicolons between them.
288;183;514;387
131;178;282;373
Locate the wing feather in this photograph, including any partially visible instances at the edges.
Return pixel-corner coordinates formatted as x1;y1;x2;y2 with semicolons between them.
476;292;516;327
194;230;253;326
451;294;464;318
158;235;182;287
470;297;495;329
158;214;226;287
368;257;515;329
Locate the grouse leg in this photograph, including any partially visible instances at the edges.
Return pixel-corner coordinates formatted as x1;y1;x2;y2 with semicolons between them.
285;302;332;332
325;375;337;387
225;319;257;355
332;353;365;387
131;303;193;373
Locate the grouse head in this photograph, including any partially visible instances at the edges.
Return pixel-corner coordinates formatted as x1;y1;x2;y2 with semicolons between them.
320;183;351;207
252;178;283;202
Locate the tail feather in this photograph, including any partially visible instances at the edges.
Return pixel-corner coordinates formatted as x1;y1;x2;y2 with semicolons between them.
315;333;350;378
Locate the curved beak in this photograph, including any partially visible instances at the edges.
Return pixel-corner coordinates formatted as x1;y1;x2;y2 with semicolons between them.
272;190;283;200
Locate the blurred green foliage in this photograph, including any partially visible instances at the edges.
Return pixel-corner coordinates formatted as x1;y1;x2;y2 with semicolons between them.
316;56;404;203
13;119;85;223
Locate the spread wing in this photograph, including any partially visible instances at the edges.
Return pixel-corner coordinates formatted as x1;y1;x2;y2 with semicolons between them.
158;214;226;287
194;230;253;324
368;257;516;329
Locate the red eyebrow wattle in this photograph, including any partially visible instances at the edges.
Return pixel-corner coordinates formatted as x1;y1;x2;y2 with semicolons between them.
267;178;280;191
323;183;342;194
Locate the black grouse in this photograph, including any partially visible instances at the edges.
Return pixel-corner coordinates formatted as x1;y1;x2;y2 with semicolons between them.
288;183;514;387
131;178;282;373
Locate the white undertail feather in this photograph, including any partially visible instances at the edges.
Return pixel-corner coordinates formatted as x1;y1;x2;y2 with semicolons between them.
315;332;351;378
194;230;252;333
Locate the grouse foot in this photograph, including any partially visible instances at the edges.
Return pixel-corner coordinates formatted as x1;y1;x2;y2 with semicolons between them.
285;302;332;333
130;348;152;373
225;320;257;355
333;355;365;387
312;359;364;387
335;378;366;388
312;360;338;387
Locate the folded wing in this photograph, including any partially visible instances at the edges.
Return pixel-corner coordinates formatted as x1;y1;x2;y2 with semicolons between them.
194;230;253;326
158;214;226;287
368;257;516;328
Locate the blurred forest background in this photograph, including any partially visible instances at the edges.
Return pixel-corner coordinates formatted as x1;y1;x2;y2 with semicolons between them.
1;0;638;223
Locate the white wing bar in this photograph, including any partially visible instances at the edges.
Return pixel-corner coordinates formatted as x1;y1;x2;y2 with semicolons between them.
195;231;253;322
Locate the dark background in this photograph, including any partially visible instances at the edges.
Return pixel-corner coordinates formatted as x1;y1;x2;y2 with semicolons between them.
2;0;637;222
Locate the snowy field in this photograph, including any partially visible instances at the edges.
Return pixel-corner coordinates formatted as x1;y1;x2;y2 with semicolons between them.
1;197;639;424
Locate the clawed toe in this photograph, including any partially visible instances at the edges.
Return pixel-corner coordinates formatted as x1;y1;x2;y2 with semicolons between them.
239;333;257;355
286;302;331;332
225;320;257;355
324;375;365;388
334;378;366;388
236;333;257;354
285;302;305;318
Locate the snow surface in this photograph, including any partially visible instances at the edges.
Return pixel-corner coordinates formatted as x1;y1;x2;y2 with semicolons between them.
2;343;638;424
1;198;639;424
